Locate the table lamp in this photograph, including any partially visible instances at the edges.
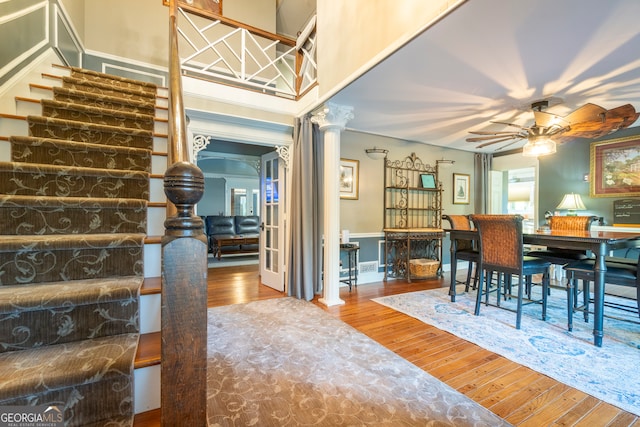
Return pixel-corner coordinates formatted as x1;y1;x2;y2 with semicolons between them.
556;193;586;216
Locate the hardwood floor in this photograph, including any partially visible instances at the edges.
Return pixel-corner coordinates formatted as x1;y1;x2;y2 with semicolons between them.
134;265;639;426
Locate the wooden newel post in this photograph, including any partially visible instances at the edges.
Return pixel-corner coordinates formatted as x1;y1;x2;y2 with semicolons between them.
161;161;208;426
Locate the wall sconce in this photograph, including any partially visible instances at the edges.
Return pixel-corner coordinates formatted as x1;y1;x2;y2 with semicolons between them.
365;147;388;160
436;158;455;168
556;193;586;216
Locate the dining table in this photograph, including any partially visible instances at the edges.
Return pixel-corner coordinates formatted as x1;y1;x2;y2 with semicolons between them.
446;227;640;347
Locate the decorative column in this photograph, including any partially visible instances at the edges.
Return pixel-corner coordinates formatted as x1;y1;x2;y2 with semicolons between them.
311;102;354;306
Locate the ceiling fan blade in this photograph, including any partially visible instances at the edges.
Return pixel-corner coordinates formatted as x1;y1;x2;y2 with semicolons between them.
477;136;522;148
563;103;607;125
604;104;640;129
561;104;640;141
494;139;523;151
469;130;523;136
490;121;528;130
533;110;569;129
466;134;521;142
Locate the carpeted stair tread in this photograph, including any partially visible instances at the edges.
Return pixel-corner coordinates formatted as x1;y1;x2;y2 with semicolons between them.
0;194;147;235
62;76;156;103
0;233;145;253
71;67;157;93
0;333;138;402
0;161;150;199
41;99;155;131
0;276;143;315
0;234;145;286
28;115;153;150
10;135;152;171
0;278;141;351
53;86;156;116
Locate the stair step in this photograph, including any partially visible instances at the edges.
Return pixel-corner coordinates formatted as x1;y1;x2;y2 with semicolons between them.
141;277;161;295
9;135;152;171
0;233;145;286
0;333;138;426
0;277;142;351
0;194;147;235
135;331;161;369
41;99;156;131
0;161;150;199
70;67;158;95
53;86;157;116
63;76;156;103
28;115;154;150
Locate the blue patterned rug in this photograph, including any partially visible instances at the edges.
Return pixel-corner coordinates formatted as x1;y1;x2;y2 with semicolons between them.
373;285;640;416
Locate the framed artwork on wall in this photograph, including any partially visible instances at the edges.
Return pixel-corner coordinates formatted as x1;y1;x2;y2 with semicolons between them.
420;173;437;189
340;158;359;200
590;136;640;198
453;173;470;204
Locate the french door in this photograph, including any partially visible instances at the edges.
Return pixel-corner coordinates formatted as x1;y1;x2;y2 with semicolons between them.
259;151;286;291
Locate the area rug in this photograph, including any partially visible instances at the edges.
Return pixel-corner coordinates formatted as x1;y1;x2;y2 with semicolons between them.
373;286;640;416
206;297;510;426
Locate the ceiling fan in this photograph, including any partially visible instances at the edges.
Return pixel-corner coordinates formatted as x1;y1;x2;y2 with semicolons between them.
466;100;640;154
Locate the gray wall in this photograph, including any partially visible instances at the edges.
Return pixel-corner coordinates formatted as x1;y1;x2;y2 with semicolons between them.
538;126;640;226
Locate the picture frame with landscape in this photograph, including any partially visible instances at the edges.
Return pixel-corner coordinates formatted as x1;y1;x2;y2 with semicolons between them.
590;136;640;198
340;158;359;200
453;173;470;204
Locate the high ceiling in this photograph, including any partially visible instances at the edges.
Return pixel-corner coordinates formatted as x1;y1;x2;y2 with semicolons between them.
329;0;640;154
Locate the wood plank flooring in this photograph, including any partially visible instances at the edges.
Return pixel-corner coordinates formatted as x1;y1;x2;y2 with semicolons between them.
134;265;639;426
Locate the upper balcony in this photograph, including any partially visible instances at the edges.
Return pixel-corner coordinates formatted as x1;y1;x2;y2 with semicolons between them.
174;2;317;100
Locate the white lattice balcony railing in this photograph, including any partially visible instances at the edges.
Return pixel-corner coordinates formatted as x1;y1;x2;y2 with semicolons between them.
176;4;317;99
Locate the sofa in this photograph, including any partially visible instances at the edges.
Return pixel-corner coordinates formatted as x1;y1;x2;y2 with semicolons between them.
204;215;260;259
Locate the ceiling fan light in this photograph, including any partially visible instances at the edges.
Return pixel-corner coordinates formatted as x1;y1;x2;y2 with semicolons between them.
522;136;556;157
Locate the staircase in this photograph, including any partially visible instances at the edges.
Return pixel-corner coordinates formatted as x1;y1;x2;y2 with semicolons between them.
0;65;166;426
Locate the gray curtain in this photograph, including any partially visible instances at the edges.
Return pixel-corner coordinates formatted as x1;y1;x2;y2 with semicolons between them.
287;115;324;300
474;153;492;214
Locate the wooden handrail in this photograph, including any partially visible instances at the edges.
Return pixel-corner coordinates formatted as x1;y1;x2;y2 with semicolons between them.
171;2;296;47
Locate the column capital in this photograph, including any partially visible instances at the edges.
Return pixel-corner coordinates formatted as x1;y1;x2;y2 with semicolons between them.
311;102;354;131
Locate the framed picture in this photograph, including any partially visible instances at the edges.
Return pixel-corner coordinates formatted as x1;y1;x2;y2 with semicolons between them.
340;158;359;200
420;173;437;189
590;136;640;198
453;173;470;204
162;0;222;15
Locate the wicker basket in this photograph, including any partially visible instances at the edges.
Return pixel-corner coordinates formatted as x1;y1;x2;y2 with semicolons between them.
409;258;439;278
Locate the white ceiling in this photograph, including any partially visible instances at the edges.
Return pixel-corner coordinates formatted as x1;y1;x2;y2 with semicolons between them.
329;0;640;154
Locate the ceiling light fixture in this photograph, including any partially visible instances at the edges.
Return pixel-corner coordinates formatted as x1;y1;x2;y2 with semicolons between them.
365;147;388;160
522;135;556;157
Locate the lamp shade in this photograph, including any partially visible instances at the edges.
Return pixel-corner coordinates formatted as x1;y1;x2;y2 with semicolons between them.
556;193;586;215
522;135;556;157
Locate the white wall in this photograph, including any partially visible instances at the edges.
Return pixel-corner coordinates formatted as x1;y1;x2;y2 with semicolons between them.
316;0;464;98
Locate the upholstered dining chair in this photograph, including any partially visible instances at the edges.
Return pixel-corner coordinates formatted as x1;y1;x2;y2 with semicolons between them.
526;215;599;315
470;214;551;329
443;214;479;292
563;253;639;331
527;215;599;266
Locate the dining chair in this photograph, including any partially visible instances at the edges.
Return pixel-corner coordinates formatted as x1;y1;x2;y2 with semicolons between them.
563;253;639;331
526;215;599;310
527;215;599;266
443;214;479;292
470;214;551;329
